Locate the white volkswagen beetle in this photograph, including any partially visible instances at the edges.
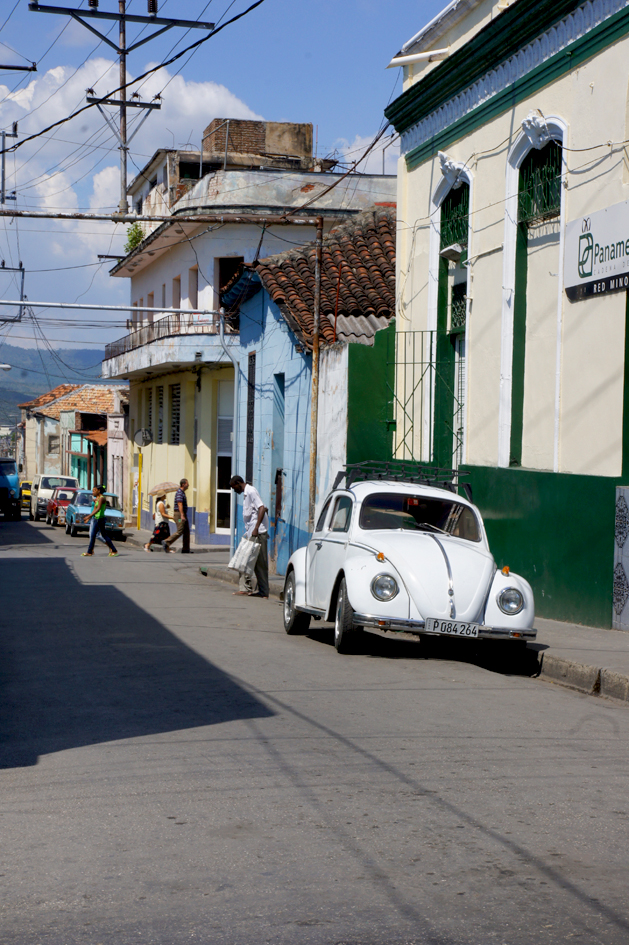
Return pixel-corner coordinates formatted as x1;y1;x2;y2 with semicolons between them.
282;473;536;653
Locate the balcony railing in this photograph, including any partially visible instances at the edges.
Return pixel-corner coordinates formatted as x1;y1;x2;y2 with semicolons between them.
104;313;237;360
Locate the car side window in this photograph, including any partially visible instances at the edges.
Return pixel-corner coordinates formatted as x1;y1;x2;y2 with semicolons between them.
329;495;352;533
315;497;332;533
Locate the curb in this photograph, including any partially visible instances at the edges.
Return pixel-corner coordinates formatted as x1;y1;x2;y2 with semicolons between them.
124;534;227;555
195;566;629;704
199;564;284;599
539;653;629;704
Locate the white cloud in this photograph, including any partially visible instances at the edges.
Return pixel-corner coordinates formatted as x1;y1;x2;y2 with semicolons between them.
332;132;400;176
89;166;119;211
0;58;262;346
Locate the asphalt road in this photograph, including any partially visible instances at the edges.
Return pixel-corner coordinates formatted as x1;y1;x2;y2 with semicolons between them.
1;519;628;945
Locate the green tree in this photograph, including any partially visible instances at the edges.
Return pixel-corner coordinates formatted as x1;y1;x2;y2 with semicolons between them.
124;222;144;254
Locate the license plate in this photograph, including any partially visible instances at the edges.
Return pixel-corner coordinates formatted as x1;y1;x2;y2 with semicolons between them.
58;513;65;522
424;618;480;638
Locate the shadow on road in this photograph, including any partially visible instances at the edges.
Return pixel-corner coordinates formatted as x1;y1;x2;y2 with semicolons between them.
0;556;273;769
0;516;57;544
306;622;543;677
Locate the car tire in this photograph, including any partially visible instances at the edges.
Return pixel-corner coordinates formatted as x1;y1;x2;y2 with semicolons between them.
70;523;78;537
34;509;41;522
45;513;51;525
283;571;311;635
29;507;34;521
334;577;358;653
65;521;71;535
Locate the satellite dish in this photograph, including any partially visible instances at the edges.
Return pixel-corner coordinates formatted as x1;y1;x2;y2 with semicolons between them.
134;428;153;447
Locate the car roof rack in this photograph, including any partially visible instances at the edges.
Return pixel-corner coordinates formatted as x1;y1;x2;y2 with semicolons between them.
332;461;471;499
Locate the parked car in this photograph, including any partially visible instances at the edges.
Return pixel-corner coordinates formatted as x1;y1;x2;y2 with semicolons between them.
65;490;125;539
20;480;31;509
30;474;79;521
282;467;536;653
46;486;77;526
0;458;21;520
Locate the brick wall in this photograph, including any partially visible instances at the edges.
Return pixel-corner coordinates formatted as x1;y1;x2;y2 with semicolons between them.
203;119;266;156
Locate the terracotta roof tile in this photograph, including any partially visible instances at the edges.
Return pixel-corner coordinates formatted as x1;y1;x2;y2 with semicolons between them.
83;429;108;447
33;385;127;420
253;207;396;348
17;383;80;410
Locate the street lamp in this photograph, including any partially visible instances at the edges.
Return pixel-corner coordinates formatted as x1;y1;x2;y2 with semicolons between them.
0;363;11;371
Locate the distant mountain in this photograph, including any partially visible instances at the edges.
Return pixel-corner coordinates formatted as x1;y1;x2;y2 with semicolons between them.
0;343;107;424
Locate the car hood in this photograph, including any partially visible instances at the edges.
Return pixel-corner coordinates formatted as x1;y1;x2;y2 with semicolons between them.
359;531;495;622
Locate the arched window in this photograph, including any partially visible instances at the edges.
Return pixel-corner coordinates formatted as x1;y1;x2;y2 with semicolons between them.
509;139;562;467
434;180;470;468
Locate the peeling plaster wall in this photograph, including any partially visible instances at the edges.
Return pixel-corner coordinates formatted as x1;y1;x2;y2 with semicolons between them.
317;344;348;521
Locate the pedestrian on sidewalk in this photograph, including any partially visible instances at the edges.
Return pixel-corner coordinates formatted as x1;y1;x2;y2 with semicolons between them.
163;479;191;554
144;494;174;552
230;475;269;598
82;485;118;557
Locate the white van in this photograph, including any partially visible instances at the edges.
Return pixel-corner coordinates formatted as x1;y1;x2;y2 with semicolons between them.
30;474;79;521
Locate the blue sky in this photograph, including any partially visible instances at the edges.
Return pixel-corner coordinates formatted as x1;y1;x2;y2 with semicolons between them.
0;0;445;349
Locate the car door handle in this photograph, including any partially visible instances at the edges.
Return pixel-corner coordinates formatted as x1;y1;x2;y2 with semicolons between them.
315;541;323;549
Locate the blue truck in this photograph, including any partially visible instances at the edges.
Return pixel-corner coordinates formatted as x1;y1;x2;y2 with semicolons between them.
0;457;22;520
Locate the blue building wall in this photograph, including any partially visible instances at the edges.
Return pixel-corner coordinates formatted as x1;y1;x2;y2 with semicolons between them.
234;287;312;574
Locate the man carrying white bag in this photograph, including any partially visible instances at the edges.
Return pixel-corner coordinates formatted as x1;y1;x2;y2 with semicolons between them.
228;475;270;598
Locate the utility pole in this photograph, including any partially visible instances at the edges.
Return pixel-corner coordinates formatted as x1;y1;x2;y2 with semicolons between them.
0;64;37;72
1;123;18;205
308;216;324;530
0;262;25;323
29;2;215;211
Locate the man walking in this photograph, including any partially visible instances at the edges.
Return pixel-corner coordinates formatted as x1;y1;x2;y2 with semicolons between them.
163;478;191;554
230;475;269;598
81;485;118;557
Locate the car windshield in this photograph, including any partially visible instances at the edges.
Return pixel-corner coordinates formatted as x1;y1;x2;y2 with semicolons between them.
76;493;93;506
359;493;481;542
55;489;75;501
42;476;76;490
0;460;17;476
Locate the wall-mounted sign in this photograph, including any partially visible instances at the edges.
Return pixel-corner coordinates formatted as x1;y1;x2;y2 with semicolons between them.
565;200;629;301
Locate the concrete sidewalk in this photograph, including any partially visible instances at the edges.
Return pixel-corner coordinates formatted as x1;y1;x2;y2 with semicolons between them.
197;560;629;705
124;526;231;556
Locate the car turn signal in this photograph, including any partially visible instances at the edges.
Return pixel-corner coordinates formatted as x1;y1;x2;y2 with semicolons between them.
502;565;510;575
376;552;385;562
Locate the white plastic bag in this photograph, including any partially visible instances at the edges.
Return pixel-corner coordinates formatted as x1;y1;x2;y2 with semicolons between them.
228;536;260;576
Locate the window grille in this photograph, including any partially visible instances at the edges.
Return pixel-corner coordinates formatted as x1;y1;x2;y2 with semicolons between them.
147;388;153;434
47;434;60;454
170;384;181;445
518;141;562;225
450;283;466;332
157;386;164;443
440;184;469;249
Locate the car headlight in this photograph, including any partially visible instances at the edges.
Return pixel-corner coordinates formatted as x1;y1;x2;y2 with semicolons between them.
371;573;399;602
497;587;524;615
9;489;15;497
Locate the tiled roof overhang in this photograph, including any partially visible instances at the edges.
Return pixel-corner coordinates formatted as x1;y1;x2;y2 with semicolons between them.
250;206;396;348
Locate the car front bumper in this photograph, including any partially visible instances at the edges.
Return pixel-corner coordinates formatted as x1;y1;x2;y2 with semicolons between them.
353;613;536;642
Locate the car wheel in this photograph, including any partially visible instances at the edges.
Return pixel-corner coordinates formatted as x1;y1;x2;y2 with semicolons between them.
334;577;358;653
283;571;311;635
70;523;78;537
45;513;51;525
65;521;70;535
29;507;34;521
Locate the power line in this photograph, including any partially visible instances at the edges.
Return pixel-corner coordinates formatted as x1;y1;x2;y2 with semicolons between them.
1;0;267;161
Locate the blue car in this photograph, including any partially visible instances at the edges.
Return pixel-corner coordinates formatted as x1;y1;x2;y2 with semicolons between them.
65;490;126;539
